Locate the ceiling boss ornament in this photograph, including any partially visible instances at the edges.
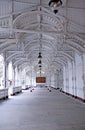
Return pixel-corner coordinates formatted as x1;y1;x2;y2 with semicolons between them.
48;0;63;14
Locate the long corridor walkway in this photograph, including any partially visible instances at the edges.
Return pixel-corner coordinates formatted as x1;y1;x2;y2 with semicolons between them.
0;88;85;130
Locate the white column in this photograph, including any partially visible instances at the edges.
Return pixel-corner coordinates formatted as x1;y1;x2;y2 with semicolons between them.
81;54;85;100
49;71;51;87
3;53;8;88
4;62;8;88
17;67;21;86
74;60;77;97
46;71;51;87
63;66;66;92
71;61;75;96
50;72;53;87
15;66;18;86
55;72;58;88
65;63;69;93
12;65;15;87
31;66;32;87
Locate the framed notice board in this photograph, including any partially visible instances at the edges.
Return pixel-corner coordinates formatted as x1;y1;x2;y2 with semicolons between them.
36;77;46;83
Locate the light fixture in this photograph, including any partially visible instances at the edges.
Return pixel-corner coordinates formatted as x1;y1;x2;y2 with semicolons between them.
37;70;45;74
38;52;42;59
39;65;42;68
37;36;43;76
38;59;42;64
48;0;62;14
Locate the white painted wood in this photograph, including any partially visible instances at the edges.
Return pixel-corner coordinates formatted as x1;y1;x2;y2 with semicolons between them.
0;0;85;100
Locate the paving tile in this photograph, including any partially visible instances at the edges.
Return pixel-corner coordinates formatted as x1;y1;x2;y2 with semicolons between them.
0;88;85;130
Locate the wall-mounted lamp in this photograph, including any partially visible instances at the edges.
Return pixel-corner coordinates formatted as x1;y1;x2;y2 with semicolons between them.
48;0;62;14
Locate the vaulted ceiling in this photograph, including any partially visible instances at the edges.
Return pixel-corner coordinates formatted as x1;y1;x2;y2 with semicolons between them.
0;0;85;76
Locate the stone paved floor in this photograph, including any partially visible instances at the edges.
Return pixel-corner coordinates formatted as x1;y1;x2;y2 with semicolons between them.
0;88;85;130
